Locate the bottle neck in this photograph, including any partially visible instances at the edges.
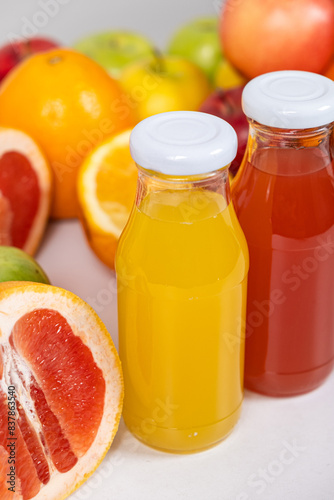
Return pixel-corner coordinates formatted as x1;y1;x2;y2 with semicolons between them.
244;120;334;176
135;167;231;216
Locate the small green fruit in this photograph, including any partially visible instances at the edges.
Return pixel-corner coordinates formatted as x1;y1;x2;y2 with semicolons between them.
168;18;223;83
0;246;50;284
73;31;156;79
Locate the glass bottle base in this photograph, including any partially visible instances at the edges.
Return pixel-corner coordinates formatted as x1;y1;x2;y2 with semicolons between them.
123;402;242;453
245;358;334;397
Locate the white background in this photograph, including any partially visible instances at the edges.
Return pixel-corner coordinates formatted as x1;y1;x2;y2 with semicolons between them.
1;1;334;499
0;0;220;49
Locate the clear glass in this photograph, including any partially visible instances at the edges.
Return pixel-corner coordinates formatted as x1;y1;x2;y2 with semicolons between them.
232;120;334;396
116;165;249;452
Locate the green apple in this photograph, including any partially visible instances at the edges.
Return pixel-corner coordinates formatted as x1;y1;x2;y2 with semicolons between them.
73;31;157;79
119;55;211;122
168;17;223;84
0;246;50;284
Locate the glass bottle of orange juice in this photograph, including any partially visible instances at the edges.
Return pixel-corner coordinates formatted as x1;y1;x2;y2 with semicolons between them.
116;111;249;452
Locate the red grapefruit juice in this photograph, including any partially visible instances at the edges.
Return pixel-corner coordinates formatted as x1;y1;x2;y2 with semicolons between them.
232;142;334;395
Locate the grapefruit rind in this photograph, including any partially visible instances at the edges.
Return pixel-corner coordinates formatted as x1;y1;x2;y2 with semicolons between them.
0;283;123;500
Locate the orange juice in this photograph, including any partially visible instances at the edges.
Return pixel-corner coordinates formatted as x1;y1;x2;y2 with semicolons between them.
116;187;249;452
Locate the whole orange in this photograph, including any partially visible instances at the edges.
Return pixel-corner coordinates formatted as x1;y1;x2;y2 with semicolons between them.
0;48;135;219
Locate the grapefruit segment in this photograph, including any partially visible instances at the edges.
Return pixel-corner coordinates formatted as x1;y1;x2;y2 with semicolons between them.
0;152;39;248
0;283;123;500
0;192;12;245
12;309;106;457
0;445;22;499
0;128;52;255
16;402;50;485
28;381;78;474
0;389;41;499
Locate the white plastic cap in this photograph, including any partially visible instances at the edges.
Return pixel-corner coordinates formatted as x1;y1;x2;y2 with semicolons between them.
129;111;238;175
242;71;334;129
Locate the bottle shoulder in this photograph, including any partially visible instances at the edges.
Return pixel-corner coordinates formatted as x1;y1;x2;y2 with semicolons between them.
232;154;334;241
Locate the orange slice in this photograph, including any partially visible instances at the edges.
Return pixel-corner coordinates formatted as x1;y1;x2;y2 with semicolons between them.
0;127;52;255
0;282;123;500
77;128;137;269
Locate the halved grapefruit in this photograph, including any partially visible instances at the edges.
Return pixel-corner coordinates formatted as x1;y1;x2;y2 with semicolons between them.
0;282;123;499
0;128;52;255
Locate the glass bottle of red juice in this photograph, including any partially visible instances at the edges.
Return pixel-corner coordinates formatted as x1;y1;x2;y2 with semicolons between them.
232;71;334;396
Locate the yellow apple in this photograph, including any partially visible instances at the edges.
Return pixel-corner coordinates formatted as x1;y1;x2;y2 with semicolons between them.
119;56;211;121
214;58;247;90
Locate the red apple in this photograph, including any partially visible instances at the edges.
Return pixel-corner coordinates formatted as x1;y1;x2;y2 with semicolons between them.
0;37;59;82
220;0;334;79
200;87;248;176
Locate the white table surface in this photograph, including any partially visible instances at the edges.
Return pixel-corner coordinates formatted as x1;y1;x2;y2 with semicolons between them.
36;219;334;500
